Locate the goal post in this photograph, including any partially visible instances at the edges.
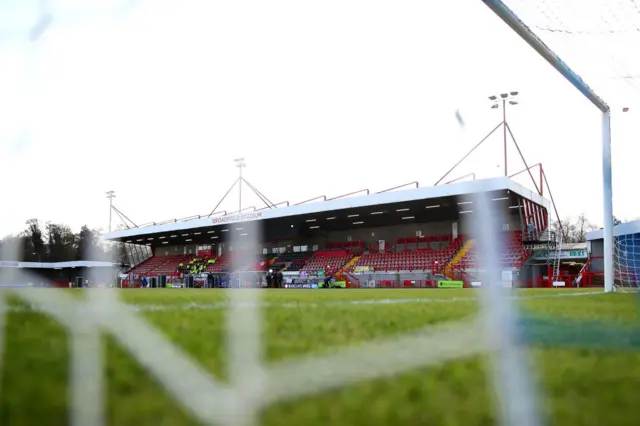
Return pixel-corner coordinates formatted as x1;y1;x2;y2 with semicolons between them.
482;0;615;293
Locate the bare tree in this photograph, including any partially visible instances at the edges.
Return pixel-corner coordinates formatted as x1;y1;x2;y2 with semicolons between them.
572;213;597;243
551;214;597;243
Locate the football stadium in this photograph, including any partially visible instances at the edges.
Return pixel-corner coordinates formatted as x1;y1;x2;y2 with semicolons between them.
1;1;640;426
105;176;556;290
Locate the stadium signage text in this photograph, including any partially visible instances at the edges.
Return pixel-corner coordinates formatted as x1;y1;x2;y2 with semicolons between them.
437;280;464;288
284;283;318;289
533;249;587;260
211;212;264;225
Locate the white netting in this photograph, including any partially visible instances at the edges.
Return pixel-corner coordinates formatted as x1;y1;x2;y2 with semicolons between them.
614;232;640;291
504;0;640;110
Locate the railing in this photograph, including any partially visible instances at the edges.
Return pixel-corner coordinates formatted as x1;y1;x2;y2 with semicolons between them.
327;189;369;200
375;181;419;193
448;265;475;287
293;195;326;206
444;173;476;185
256;201;289;212
342;271;360;288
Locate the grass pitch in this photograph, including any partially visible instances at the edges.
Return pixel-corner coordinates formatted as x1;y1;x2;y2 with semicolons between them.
1;288;639;426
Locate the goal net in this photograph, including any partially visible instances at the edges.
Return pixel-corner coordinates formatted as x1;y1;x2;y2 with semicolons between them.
503;0;640;111
614;233;640;292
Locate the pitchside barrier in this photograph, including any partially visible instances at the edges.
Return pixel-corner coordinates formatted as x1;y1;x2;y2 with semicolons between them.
348;272;438;288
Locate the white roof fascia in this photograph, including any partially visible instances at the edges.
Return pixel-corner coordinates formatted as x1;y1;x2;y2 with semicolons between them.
103;177;549;241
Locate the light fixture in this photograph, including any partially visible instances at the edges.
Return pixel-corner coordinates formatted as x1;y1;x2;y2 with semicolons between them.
290;224;294;228
491;104;499;109
221;229;229;232
492;197;509;201
181;233;189;236
236;228;243;231
306;219;316;222
326;217;336;220
185;239;193;242
170;235;177;238
347;214;359;218
136;239;143;242
148;238;154;240
402;216;415;220
162;241;168;244
159;236;165;239
353;221;364;225
212;236;218;239
460;210;473;214
396;208;409;212
126;240;132;243
489;95;497;101
207;230;215;234
193;232;201;235
425;205;440;209
509;206;521;209
500;93;508;98
310;226;319;229
370;211;383;215
457;201;472;205
240;233;248;236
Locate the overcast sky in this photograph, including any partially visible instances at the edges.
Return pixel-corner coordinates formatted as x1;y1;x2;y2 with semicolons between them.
0;0;638;237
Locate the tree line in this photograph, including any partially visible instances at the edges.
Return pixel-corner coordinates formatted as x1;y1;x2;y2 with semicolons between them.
550;213;624;244
0;219;117;263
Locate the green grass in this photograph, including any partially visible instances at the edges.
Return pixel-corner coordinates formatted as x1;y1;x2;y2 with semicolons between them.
1;288;639;425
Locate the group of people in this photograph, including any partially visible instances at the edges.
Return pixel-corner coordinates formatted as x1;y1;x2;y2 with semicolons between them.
177;256;215;275
266;269;284;288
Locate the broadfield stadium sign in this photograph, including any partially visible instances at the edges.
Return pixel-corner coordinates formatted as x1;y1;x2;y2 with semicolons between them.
211;212;264;225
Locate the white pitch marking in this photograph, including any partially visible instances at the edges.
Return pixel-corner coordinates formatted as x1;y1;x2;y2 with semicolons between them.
2;290;605;314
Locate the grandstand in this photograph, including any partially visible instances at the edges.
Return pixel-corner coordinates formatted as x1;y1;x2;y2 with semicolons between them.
103;176;563;288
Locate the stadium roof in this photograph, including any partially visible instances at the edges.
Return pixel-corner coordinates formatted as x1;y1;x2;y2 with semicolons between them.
103;177;550;245
587;220;640;241
0;261;116;269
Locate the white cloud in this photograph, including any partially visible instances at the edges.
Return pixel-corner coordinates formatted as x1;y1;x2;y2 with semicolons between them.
0;0;638;236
